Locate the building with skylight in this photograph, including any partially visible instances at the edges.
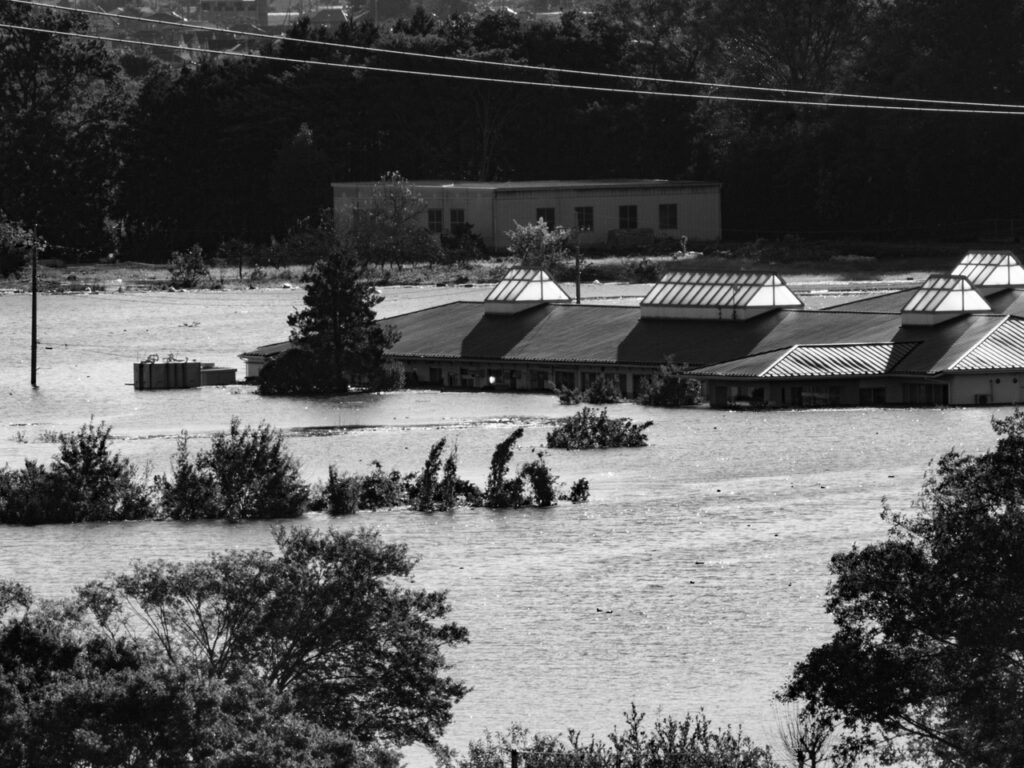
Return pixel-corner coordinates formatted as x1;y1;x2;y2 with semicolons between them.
241;250;1024;407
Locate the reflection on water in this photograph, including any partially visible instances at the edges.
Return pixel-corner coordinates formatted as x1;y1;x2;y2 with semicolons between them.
0;287;1011;760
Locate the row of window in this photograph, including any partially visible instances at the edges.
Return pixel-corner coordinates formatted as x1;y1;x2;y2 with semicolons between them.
424;204;680;233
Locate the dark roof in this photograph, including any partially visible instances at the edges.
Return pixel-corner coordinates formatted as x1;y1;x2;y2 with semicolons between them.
332;179;719;193
385;300;1021;376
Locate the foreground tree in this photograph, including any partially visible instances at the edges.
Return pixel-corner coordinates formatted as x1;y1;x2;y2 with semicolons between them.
786;411;1024;766
0;527;467;765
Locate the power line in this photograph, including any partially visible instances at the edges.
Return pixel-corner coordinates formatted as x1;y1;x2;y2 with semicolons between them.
4;15;1024;115
15;0;1024;112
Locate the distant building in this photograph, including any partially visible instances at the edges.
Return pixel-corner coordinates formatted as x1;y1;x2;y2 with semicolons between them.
331;179;722;250
196;0;268;27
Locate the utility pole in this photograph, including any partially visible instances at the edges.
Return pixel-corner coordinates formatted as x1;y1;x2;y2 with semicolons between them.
574;228;581;304
30;242;38;388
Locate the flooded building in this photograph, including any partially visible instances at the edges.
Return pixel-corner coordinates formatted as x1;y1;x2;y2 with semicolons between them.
242;251;1024;407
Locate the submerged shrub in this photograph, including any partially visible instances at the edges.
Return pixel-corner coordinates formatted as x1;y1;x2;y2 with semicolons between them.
484;428;527;508
546;408;652;449
160;419;308;520
0;422;153;524
558;377;620;406
519;452;558;507
358;462;408;509
322;465;361;515
564;477;590;504
637;359;703;406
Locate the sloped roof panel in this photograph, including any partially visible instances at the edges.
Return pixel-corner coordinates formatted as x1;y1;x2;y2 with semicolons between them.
902;275;991;313
767;343;917;377
951;251;1024;287
951;317;1024;370
694;342;918;378
484;268;570;303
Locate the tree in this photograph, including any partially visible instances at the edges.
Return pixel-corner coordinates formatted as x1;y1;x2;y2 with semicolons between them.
505;219;571;274
786;411;1024;766
342;172;440;270
0;527;455;766
102;526;469;747
0;212;44;278
0;1;131;257
261;248;399;394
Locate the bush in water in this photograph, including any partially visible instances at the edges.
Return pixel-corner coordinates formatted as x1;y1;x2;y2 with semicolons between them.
546;407;652;450
160;418;308;520
0;421;153;524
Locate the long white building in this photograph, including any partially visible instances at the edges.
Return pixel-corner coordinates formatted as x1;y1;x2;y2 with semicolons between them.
331;179;722;250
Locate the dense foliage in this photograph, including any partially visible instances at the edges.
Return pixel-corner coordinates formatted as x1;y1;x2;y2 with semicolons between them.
0;421;153;524
637;360;704;407
159;419;309;520
0;526;467;764
546;407;653;449
6;1;1024;261
786;411;1024;766
450;707;779;768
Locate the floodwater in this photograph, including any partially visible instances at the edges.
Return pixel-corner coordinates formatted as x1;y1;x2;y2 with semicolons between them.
0;282;1010;762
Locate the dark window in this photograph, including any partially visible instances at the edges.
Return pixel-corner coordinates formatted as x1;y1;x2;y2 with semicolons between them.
536;208;555;228
659;203;678;230
450;208;465;228
575;207;594;231
619;205;638;230
427;209;443;233
429;367;442;384
859;387;886;405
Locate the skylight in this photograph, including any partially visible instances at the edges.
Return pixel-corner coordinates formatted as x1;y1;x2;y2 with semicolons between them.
484;268;570;303
951;251;1024;288
641;272;802;309
902;275;991;314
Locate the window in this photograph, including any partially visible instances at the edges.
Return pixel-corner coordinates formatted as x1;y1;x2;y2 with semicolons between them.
429;367;442;384
575;206;594;231
427;209;443;233
658;203;678;230
859;387;887;405
536;208;555;228
554;370;577;390
450;208;465;228
619;205;638;230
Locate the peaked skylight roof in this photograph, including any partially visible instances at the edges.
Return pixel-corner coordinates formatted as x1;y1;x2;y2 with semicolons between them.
484;268;570;303
641;271;802;309
693;342;917;378
902;275;991;314
951;251;1024;287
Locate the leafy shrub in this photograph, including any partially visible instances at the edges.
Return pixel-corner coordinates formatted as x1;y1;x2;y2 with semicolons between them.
484;428;527;508
0;422;153;524
321;465;360;515
159;419;308;520
358;461;408;509
518;452;557;507
558;377;621;406
564;477;590;503
440;222;486;266
168;244;210;288
637;359;704;406
546;408;652;449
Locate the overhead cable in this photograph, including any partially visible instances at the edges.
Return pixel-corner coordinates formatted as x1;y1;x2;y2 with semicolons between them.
3;20;1024;115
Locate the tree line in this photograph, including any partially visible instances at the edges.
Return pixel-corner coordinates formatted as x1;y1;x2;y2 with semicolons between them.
3;0;1024;263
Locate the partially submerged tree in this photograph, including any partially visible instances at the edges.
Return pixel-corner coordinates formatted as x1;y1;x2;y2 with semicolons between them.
260;248;400;395
786;411;1024;766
